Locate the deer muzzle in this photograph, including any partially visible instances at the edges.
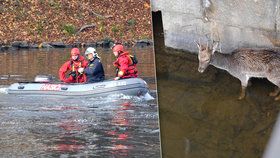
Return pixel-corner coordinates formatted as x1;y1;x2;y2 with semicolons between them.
198;67;205;73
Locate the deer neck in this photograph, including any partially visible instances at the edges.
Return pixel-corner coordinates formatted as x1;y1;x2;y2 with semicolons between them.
210;53;230;71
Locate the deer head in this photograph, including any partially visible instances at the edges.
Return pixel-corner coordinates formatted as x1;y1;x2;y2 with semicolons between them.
195;41;219;73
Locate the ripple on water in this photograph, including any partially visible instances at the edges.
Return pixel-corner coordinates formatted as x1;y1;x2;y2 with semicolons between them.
0;92;160;157
0;87;7;94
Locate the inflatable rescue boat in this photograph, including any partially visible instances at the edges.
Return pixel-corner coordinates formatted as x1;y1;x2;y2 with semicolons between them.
7;75;149;97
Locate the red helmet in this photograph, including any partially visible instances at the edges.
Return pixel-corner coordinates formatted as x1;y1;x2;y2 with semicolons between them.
71;48;80;56
112;44;124;53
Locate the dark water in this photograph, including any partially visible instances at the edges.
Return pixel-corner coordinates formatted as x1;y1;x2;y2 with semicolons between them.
0;47;160;157
155;45;280;158
152;11;280;157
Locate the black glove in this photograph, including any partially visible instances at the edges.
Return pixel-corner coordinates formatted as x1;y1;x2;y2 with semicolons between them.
69;71;77;78
115;68;119;77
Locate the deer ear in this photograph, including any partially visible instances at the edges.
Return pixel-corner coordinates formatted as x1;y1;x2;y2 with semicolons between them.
212;42;219;55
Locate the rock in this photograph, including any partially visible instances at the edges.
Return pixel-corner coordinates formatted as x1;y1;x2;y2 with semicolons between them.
84;42;97;47
72;42;82;47
97;39;114;48
96;41;104;47
11;41;29;48
123;41;133;47
135;39;153;47
64;44;73;48
40;42;53;48
103;40;114;48
20;42;29;48
0;45;10;51
4;46;11;50
50;42;66;48
29;44;39;48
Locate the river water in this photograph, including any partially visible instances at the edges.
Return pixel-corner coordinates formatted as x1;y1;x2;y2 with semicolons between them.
0;47;160;157
155;40;280;158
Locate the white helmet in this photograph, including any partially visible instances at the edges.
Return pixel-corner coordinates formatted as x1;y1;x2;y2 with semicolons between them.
85;47;96;55
85;47;100;59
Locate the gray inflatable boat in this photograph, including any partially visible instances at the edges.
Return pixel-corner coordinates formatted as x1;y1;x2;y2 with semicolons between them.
7;75;149;97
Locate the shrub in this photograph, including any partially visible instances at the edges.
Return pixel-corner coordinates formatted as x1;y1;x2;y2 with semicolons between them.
127;19;136;27
62;24;76;35
111;25;119;34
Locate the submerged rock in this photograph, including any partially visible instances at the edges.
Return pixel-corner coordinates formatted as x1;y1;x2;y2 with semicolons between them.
84;42;97;47
0;45;10;51
72;42;82;47
29;44;39;48
96;39;114;48
135;39;153;47
11;41;29;48
39;42;53;48
50;42;66;48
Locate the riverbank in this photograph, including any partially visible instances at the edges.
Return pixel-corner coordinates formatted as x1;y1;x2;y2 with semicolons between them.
0;1;152;50
0;39;153;51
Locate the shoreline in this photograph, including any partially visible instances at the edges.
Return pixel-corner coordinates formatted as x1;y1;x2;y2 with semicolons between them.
0;39;153;51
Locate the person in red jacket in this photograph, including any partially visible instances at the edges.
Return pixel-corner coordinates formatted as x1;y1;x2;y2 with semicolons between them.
112;44;138;80
59;48;88;83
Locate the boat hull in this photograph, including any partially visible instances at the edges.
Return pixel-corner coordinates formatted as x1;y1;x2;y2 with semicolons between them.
7;78;149;97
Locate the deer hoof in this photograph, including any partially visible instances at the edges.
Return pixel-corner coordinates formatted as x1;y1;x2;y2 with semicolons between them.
238;95;245;100
270;92;279;97
274;96;280;101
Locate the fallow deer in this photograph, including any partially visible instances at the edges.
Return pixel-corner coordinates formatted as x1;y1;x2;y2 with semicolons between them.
196;42;280;100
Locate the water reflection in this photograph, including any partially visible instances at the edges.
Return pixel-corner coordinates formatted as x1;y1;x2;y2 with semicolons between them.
0;94;160;157
107;102;132;156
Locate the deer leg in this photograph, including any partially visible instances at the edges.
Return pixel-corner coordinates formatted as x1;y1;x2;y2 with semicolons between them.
269;87;280;97
238;76;249;100
238;86;246;100
275;95;280;101
267;77;280;100
273;87;280;101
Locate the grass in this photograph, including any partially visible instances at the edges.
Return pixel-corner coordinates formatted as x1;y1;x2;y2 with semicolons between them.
36;21;44;36
127;19;136;27
62;24;76;36
111;24;120;35
49;0;61;9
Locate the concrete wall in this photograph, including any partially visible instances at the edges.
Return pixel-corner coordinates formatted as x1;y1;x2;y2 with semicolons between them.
151;0;280;53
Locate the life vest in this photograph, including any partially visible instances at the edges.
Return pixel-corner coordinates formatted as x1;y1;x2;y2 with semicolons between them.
129;54;138;65
114;52;138;78
70;60;82;72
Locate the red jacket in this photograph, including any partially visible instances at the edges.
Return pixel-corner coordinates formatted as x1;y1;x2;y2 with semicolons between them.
113;51;138;79
59;56;88;83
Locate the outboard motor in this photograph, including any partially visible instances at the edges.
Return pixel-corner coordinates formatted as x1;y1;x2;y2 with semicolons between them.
34;75;54;83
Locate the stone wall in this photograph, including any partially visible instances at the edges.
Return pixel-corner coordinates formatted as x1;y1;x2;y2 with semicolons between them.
151;0;280;53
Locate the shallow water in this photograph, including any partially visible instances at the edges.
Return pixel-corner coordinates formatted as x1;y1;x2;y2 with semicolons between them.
0;47;160;157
